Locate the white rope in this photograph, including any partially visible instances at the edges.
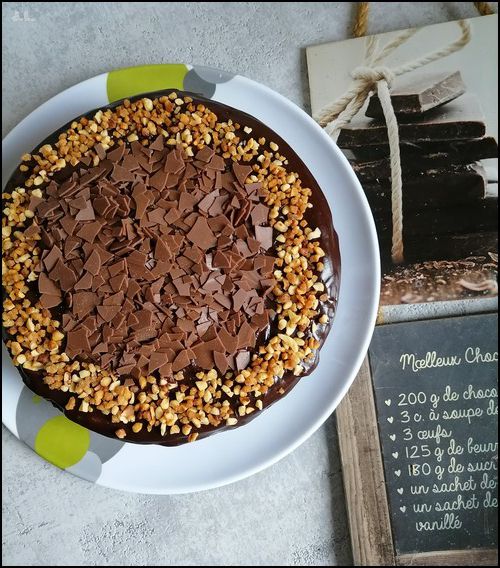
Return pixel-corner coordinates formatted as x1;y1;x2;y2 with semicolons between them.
314;20;471;264
365;34;379;64
377;79;403;263
371;29;418;64
394;21;471;75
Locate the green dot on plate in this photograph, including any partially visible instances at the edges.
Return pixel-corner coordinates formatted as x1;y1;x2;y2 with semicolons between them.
107;64;188;103
34;415;90;469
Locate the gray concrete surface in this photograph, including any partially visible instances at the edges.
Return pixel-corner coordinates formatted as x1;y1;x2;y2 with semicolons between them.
2;2;496;566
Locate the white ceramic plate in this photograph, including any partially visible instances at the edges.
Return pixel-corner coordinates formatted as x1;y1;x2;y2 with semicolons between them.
2;64;380;494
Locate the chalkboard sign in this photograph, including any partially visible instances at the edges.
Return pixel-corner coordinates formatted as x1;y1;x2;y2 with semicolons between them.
370;314;498;555
336;313;498;566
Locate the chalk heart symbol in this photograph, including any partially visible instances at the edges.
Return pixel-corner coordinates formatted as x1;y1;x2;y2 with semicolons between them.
400;506;406;513
389;434;396;441
395;469;401;477
392;452;399;459
397;488;404;495
384;399;391;406
387;416;394;424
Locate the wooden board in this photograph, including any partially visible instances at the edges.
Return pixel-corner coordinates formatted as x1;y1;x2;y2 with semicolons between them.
336;357;395;566
397;548;498;565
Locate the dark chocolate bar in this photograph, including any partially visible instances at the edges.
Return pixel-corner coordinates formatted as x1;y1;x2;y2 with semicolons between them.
338;95;485;147
374;195;498;237
353;159;486;185
342;136;498;162
379;231;498;264
361;163;487;209
366;71;466;117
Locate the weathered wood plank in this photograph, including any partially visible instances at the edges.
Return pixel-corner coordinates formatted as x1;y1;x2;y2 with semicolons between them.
397;548;498;566
336;357;396;566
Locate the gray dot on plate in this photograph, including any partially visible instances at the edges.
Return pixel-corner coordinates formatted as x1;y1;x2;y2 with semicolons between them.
192;65;235;84
89;430;125;464
66;450;102;482
183;69;216;98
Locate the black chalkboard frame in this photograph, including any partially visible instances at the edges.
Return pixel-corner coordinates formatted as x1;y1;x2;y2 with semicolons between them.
336;314;498;567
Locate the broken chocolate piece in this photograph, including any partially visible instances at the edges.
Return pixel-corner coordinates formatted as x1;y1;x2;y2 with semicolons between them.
374;195;498;238
366;70;466;117
361;163;487;210
338;95;486;147
344;135;498;163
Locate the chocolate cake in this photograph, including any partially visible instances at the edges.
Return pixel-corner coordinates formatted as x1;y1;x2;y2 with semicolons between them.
2;91;340;445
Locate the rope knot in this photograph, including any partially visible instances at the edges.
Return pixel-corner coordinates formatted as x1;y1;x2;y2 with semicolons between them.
316;19;471;265
350;65;395;88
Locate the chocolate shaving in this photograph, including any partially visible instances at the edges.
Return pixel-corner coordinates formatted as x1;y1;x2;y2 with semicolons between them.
38;272;61;296
83;250;101;276
235;350;250;371
33;142;276;378
66;327;91;356
97;305;121;322
250;203;269;226
39;294;62;309
187;217;217;250
232;164;253;186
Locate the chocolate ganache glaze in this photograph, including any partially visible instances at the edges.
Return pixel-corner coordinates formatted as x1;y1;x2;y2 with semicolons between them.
3;91;340;445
